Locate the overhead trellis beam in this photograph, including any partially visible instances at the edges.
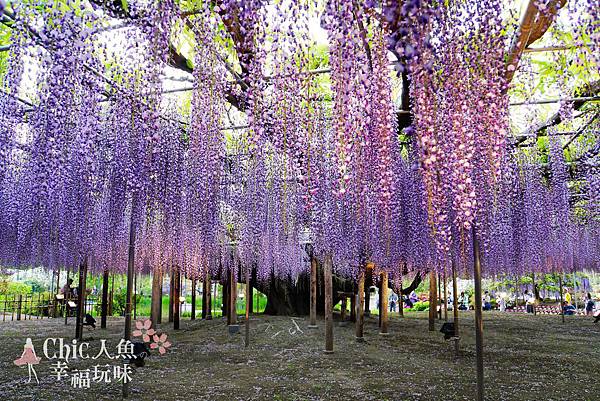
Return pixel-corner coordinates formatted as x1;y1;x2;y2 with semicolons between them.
509;96;599;107
505;0;567;82
514;81;600;144
522;45;580;53
562;111;600;150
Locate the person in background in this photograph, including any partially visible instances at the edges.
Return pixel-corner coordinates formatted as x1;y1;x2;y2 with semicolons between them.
562;301;576;316
389;292;398;313
585;293;595;316
499;296;506;312
525;290;535;314
565;290;572;305
483;291;492;311
60;279;74;298
459;292;469;310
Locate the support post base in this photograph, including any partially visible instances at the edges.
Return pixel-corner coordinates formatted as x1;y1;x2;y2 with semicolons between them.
355;336;365;343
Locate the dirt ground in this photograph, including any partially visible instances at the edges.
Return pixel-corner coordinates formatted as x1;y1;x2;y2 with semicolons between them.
1;311;599;401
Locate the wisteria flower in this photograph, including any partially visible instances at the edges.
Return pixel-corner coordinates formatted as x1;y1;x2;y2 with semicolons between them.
150;333;172;355
132;319;156;343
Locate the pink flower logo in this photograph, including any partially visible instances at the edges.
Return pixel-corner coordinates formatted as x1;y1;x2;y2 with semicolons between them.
150;333;172;355
132;319;156;343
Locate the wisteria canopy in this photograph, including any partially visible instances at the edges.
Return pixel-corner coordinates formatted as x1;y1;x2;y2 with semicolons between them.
0;0;598;284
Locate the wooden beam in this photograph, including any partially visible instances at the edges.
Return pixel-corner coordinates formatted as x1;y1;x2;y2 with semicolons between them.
505;0;567;82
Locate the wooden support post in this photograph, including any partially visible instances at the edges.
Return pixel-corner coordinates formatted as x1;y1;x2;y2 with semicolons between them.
472;224;484;401
399;273;404;318
245;266;250;348
53;267;61;318
206;274;212;320
229;268;238;326
123;205;137;399
173;269;180;330
17;294;22;321
248;274;253;315
309;256;318;328
559;274;565;324
64;269;70;326
437;273;443;320
532;273;537;315
443;273;448;322
452;258;460;358
202;278;208;319
378;276;383;328
101;270;109;329
365;264;373;316
108;274;114;317
223;276;230;322
133;272;137;320
151;270;162;327
56;267;61;295
168;269;174;323
428;271;437;331
350;293;356;322
324;253;333;353
340;295;347;322
76;259;88;341
380;271;389;335
191;278;196;320
355;268;365;342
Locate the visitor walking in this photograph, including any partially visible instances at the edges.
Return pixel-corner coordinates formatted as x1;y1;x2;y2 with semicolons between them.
585;293;595;316
525;290;535;314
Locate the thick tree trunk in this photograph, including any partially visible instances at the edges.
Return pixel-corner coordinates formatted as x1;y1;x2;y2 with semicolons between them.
259;269;422;317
